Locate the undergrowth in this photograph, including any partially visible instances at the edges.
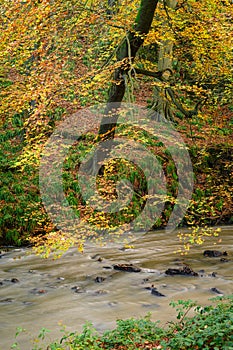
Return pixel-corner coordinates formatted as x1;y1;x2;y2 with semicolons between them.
11;295;233;350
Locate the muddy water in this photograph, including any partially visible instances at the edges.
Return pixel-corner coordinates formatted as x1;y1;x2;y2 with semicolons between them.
0;226;232;349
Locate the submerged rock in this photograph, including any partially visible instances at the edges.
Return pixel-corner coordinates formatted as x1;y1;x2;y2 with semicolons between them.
1;278;20;284
0;298;14;303
71;286;85;293
94;289;108;295
108;301;118;307
91;254;103;262
151;288;165;297
57;277;65;281
29;288;47;295
165;265;198;277
211;272;217;277
203;250;228;257
141;278;150;284
11;278;19;283
210;287;223;295
113;263;141;273
94;276;105;283
144;284;166;297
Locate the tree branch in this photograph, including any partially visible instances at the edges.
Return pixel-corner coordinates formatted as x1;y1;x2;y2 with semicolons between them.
98;0;159;139
134;67;163;79
135;67;173;79
165;87;206;118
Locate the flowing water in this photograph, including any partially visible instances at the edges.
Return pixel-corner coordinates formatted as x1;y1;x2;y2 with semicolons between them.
0;226;232;349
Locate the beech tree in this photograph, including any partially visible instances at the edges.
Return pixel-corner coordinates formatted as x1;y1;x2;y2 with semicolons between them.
0;0;232;250
1;0;232;149
98;0;159;141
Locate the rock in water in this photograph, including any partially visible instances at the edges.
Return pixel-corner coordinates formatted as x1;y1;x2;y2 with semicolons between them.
113;264;141;272
210;287;223;295
203;250;228;257
165;265;198;277
151;287;165;297
11;278;19;283
94;276;105;283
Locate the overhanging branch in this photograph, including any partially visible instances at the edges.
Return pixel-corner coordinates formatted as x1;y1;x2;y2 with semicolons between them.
135;67;168;79
166;87;207;118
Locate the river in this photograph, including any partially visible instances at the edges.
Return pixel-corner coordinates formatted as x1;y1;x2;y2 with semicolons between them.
0;226;232;349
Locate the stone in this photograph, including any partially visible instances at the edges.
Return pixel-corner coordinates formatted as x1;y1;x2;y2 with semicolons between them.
30;288;47;295
113;263;141;272
210;287;223;295
0;298;14;303
108;301;118;307
203;250;228;257
11;278;19;283
94;276;105;283
71;286;85;293
151;287;165;297
145;284;166;297
94;290;108;295
165;265;198;277
211;272;217;277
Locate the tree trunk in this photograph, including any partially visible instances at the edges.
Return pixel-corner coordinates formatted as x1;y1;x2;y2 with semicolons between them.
84;0;159;175
150;0;177;122
98;0;159;141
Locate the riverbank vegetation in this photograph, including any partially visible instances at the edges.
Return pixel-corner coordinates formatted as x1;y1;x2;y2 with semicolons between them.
11;296;233;349
0;0;232;251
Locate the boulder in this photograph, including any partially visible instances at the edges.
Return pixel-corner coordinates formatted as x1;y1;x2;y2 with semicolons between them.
203;250;228;257
113;263;141;272
165;265;198;277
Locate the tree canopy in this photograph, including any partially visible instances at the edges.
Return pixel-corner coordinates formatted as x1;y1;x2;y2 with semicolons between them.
0;0;232;252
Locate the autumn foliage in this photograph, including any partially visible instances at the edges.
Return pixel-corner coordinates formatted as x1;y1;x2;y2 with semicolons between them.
0;0;232;250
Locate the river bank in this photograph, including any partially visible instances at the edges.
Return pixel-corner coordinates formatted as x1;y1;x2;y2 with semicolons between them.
25;295;233;350
1;226;232;349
